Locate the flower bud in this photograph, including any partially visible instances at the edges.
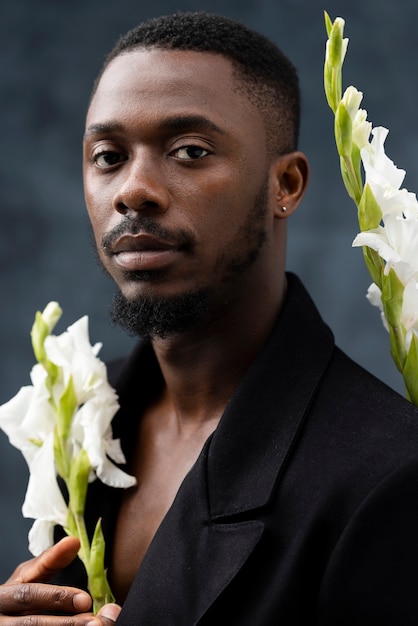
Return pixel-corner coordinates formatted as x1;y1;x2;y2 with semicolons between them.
324;13;349;112
89;518;115;611
358;183;383;231
42;301;63;333
335;101;352;157
30;302;62;373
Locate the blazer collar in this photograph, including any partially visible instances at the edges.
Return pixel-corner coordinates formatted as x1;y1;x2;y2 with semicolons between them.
206;272;335;518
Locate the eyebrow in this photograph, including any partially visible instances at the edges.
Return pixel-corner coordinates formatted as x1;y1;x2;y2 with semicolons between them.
84;115;226;140
84;122;124;140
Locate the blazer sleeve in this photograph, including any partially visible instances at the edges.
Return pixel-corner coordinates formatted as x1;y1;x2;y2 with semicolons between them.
318;455;418;625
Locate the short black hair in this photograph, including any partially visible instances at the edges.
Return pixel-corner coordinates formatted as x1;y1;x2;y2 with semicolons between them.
93;12;300;155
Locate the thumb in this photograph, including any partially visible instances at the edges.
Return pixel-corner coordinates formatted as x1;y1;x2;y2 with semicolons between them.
7;536;81;584
96;602;122;625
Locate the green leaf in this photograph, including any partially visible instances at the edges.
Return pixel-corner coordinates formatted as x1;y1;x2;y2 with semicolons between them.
382;269;406;371
68;448;91;515
350;143;364;202
88;518;115;612
54;428;69;479
403;334;418;405
30;312;49;364
362;246;384;290
388;324;406;373
65;509;78;539
381;269;404;328
335;101;352;157
358;183;383;231
324;11;333;37
56;376;77;441
340;156;358;202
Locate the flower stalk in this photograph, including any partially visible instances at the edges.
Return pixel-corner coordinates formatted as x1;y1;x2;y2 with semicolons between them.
324;11;418;405
0;303;136;613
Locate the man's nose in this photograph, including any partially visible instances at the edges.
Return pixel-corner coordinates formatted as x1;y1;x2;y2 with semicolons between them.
112;155;170;216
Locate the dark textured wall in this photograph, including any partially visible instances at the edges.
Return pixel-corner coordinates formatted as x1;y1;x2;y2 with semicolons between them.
1;0;417;578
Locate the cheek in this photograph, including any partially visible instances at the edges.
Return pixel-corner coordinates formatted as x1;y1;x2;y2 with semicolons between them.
191;172;257;238
84;179;116;244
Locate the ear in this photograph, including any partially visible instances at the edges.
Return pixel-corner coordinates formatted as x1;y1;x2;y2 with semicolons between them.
270;151;309;219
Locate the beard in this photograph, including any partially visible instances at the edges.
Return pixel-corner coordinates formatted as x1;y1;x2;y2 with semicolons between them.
110;288;209;340
105;180;268;340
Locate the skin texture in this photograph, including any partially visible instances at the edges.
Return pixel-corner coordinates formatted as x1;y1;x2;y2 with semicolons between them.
0;48;309;619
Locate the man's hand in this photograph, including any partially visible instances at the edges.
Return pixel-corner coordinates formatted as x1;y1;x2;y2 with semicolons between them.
0;536;121;624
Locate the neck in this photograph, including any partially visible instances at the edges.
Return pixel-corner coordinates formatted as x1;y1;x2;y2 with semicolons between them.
151;274;287;426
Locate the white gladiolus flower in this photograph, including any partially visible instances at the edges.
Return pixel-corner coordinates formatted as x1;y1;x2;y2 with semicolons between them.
341;86;371;149
0;306;136;559
75;396;136;488
23;433;68;555
366;279;418;353
0;376;68;555
366;283;388;331
361;127;418;219
353;213;418;284
44;316;105;404
402;280;418;350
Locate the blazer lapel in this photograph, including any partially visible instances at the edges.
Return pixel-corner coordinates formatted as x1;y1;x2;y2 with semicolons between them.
118;437;264;625
207;272;335;519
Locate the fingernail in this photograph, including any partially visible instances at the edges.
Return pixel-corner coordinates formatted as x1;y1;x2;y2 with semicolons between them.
97;602;122;621
73;592;92;611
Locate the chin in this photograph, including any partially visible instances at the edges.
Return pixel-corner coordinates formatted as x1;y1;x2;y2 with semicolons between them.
109;287;210;339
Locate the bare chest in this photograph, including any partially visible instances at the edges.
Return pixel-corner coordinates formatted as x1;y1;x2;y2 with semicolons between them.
108;418;217;603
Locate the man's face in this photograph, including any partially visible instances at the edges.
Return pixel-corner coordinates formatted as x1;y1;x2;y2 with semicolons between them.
84;49;277;334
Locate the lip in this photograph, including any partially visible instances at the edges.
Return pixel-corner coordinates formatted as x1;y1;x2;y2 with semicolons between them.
110;234;180;272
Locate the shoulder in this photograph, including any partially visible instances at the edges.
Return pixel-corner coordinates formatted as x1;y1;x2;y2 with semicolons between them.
318;345;418;432
290;342;418;523
317;451;418;624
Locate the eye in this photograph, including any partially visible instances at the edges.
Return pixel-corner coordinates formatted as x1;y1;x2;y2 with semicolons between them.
93;151;127;169
171;145;210;160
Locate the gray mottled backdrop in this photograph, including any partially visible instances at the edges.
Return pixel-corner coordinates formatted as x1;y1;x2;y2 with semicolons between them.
0;0;416;578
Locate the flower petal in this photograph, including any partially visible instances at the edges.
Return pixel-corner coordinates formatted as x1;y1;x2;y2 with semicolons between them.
22;434;68;535
96;457;137;489
28;518;57;556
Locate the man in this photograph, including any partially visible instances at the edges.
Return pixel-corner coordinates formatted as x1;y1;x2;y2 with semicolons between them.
2;11;418;625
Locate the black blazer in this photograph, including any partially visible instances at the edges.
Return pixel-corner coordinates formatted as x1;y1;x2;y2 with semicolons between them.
56;273;418;624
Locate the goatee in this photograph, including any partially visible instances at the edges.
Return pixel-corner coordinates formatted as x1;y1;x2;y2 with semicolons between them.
110;289;210;340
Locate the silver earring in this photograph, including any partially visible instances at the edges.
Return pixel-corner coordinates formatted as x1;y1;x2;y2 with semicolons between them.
281;206;287;213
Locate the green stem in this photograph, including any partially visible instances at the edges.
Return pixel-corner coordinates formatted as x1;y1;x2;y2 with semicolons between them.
389;323;407;373
73;511;91;570
343;155;362;205
69;505;114;613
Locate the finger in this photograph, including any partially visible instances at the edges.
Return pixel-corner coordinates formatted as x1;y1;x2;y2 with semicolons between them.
0;581;92;616
95;603;122;625
0;616;97;625
7;537;81;584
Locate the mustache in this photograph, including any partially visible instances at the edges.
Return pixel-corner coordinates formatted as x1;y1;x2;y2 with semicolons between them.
101;216;195;255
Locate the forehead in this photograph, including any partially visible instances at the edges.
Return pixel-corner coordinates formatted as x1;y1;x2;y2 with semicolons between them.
86;49;265;138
